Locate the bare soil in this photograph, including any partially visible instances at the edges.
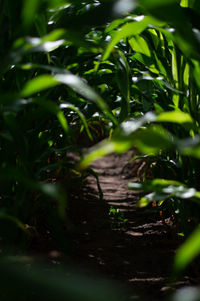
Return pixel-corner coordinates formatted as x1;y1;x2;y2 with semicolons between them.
68;151;187;301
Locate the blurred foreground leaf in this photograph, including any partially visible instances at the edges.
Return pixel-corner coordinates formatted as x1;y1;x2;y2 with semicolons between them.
174;225;200;275
0;257;123;301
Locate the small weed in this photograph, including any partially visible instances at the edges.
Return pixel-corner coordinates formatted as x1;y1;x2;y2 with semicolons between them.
109;206;128;229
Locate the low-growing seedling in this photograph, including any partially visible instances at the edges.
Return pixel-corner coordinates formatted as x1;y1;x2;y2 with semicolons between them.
109;206;128;229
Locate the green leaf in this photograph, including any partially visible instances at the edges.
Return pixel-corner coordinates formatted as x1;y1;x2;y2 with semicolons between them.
129;35;151;57
54;74;117;125
79;115;175;169
0;257;122;301
140;0;200;58
32;98;70;135
0;167;66;219
114;50;130;121
21;73;117;125
137;192;168;208
128;178;183;192
26;37;65;52
174;225;200;273
178;136;200;158
21;75;59;97
3;112;28;162
22;0;40;27
140;0;187;26
132;125;175;155
57;111;69;134
129;178;200;207
103;16;160;61
60;103;93;141
156;111;193;124
0;211;26;231
78;140;120;170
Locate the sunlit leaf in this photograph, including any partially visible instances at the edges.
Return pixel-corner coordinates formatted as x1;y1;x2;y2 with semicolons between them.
79;119;175;169
156;111;193;124
21;73;117;124
103;16;162;60
129;35;151;57
178;136;200;158
60;103;93;141
129;178;200;207
21;75;58;97
174;225;200;273
54;74;117;125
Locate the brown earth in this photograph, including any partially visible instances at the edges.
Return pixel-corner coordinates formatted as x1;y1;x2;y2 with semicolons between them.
68;151;190;301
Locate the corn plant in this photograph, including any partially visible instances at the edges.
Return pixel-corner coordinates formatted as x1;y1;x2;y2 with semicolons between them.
80;0;200;277
2;0;200;287
0;0;118;249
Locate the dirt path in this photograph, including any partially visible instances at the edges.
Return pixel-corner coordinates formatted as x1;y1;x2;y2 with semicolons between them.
70;152;182;300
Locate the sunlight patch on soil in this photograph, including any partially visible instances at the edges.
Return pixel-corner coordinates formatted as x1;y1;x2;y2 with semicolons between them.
129;277;166;283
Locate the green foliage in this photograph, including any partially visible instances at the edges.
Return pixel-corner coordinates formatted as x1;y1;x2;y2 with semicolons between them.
174;225;200;275
77;0;200;278
109;206;128;229
0;256;122;301
2;0;200;295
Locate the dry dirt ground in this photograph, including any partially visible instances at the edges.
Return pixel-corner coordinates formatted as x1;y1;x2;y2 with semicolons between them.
68;152;190;301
